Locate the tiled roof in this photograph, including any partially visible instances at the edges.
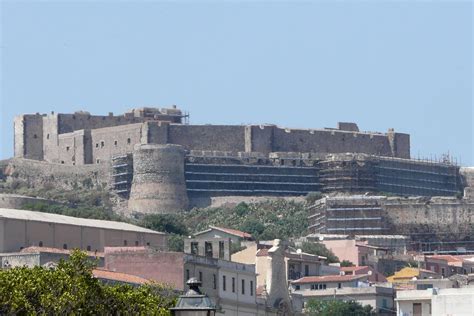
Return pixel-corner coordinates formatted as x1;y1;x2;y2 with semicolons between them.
428;255;464;263
0;208;164;234
256;248;269;257
340;266;368;272
292;274;367;284
204;226;253;239
21;246;104;257
93;269;149;285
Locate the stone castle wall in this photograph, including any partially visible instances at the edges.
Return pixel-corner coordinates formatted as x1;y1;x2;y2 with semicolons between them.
309;196;474;243
14;108;411;166
2;158;109;191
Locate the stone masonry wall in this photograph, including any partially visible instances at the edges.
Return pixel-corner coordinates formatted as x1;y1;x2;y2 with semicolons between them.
14;114;44;160
2;158;110;190
167;125;246;152
90;123;143;165
384;197;474;240
272;128;404;157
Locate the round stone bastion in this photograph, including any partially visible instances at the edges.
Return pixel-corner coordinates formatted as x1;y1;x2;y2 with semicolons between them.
128;144;188;214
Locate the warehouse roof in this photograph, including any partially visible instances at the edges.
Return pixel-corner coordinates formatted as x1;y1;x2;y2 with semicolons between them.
0;208;164;234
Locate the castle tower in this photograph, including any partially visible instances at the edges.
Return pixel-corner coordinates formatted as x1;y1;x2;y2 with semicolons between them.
128;144;188;214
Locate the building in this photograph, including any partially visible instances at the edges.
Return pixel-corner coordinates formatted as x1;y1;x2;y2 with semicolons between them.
0;246;104;269
0;208;167;253
290;275;395;315
184;237;233;261
340;266;387;283
387;267;440;286
193;226;253;245
232;240;335;289
396;287;474;316
103;246;262;315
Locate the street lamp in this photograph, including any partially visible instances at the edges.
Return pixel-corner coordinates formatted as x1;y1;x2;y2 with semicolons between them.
170;278;217;316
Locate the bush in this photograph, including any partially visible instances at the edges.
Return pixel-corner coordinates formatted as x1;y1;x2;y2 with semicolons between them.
340;260;355;267
300;241;339;263
305;299;375;316
0;250;176;314
305;191;323;204
140;214;189;236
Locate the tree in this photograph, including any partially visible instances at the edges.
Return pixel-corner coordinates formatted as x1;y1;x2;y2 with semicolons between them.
141;214;189;236
305;299;375;316
0;250;176;314
300;241;339;263
340;260;355;267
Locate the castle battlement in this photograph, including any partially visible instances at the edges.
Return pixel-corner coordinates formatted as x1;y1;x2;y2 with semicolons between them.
13;106;410;166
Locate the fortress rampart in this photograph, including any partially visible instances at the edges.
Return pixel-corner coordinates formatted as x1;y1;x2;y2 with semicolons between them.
308;195;474;250
14;107;410;166
9;106;469;216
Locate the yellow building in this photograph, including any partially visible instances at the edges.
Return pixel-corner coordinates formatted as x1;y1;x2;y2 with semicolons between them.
387;267;439;285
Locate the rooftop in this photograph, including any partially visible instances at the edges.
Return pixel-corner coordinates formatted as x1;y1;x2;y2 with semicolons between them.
340;266;369;273
0;208;164;234
195;225;252;239
93;268;150;285
292;274;367;284
21;246;104;257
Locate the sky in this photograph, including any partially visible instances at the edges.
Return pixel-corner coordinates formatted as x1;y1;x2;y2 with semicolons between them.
1;0;472;165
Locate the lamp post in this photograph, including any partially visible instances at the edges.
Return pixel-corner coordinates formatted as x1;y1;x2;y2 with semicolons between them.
170;278;217;316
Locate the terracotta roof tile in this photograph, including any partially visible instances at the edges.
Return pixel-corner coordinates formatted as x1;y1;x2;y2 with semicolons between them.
93;269;149;285
340;266;368;272
209;226;253;239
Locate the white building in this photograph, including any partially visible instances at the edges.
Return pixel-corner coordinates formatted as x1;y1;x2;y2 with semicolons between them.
396;287;474;316
290;274;395;315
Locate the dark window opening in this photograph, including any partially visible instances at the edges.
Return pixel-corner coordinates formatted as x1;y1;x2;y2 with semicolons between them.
213;274;217;289
66;146;70;151
232;277;235;293
186;269;190;281
47;134;50;139
191;242;199;255
219;241;225;259
123;240;127;246
87;246;91;251
33;134;37;139
63;244;67;249
95;143;99;148
338;283;342;289
39;241;43;247
127;138;131;144
241;279;245;295
250;281;254;296
205;242;213;258
199;271;202;282
100;141;105;148
61;161;65;164
135;241;139;246
223;275;226;291
305;265;309;276
114;140;118;146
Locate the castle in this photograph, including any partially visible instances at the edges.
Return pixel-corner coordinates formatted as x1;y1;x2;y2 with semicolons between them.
11;106;465;215
14;106;410;164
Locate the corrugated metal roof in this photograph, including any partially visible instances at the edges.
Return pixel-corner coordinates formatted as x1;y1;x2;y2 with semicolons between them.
0;208;164;234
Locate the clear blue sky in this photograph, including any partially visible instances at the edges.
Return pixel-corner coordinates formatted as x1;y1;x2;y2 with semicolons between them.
1;1;472;165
